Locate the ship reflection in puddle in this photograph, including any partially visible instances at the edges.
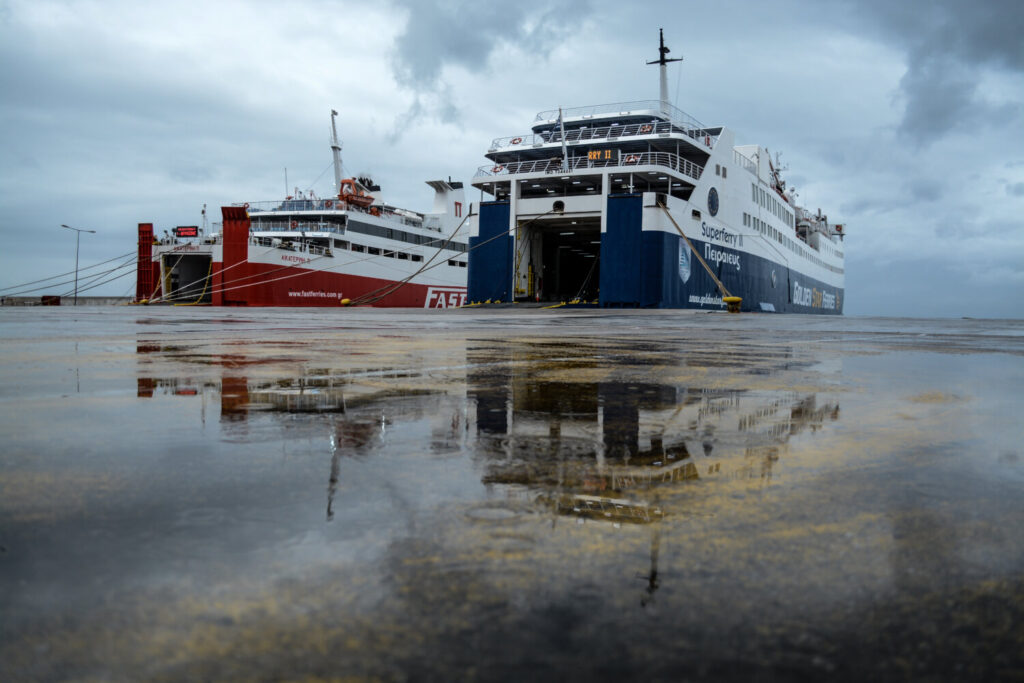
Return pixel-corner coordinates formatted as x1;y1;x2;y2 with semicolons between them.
470;372;840;527
135;338;840;524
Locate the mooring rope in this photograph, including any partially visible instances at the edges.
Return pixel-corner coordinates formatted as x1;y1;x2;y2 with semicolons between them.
657;201;733;299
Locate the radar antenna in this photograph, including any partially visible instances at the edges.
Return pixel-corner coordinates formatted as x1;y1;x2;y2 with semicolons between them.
647;28;683;116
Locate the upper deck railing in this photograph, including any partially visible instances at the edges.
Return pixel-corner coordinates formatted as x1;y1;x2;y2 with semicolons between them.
490;120;717;151
242;199;427;229
475;150;704;182
535;100;707;133
733;150;757;176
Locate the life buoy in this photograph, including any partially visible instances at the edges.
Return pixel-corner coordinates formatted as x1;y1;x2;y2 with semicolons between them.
639;124;653;134
290;220;298;229
510;137;522;145
325;200;333;208
492;165;505;173
624;154;640;164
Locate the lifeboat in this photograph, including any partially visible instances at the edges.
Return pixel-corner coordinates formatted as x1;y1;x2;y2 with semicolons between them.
338;178;375;208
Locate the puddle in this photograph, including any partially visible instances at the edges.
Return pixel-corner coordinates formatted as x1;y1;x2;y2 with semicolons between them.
1;308;1022;680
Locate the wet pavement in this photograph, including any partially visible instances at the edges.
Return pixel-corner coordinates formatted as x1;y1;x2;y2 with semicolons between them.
1;307;1022;682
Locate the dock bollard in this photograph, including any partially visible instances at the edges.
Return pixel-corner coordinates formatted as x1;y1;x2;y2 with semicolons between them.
724;296;742;313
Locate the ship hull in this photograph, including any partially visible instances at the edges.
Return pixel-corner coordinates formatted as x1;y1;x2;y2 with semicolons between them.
468;194;843;314
612;231;843;314
210;259;466;308
142;207;468;308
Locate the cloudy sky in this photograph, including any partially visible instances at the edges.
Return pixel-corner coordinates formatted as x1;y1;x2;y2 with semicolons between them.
1;0;1021;317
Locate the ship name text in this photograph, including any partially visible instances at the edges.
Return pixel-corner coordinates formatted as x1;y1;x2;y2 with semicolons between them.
426;287;467;309
704;244;741;271
792;280;836;310
701;222;738;247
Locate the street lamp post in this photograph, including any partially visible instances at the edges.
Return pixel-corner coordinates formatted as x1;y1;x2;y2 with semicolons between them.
60;224;97;306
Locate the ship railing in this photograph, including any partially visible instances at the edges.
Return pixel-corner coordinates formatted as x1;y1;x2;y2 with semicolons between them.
534;100;707;131
477;150;704;182
240;200;425;228
243;199;344;212
491;119;717;151
250;220;346;235
733;150;757;175
251;235;333;257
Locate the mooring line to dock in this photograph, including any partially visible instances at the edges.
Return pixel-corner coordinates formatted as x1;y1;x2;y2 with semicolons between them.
344;210;474;306
658;202;741;312
152;203;561;307
0;250;136;298
458;207;564;307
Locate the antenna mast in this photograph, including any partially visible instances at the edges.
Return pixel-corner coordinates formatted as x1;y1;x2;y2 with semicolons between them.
646;28;683;116
330;109;343;197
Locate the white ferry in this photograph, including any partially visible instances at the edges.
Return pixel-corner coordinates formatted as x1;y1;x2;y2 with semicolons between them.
136;111;468;307
467;30;845;313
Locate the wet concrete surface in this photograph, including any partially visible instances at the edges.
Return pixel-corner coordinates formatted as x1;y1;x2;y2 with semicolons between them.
1;307;1022;681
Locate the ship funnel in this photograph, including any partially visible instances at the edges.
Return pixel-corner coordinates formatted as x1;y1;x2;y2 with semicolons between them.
426;179;466;233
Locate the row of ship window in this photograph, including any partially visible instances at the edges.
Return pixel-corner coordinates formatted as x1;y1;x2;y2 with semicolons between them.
330;239;466;267
254;217;468;253
742;212;844;275
752;184;794;229
347;218;468;253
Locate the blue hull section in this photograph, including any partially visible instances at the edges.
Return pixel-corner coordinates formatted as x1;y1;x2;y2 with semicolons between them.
468;201;513;303
647;229;843;314
600;195;644;306
467;196;843;314
604;194;843;314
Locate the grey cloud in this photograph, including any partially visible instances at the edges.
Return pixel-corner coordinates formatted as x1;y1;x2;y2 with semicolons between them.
838;195;906;218
906;177;942;203
895;55;975;141
839;0;1024;144
389;0;590;129
1007;182;1024;197
845;255;1024;318
167;160;216;184
391;0;590;87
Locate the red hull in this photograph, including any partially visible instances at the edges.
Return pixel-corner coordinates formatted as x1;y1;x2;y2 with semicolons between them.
138;208;466;308
211;261;466;308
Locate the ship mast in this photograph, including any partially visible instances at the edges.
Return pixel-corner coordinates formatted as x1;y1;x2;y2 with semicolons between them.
330;109;343;197
646;28;682;116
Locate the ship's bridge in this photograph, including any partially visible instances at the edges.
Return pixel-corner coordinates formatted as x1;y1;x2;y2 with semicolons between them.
474;100;720;203
474;155;704;202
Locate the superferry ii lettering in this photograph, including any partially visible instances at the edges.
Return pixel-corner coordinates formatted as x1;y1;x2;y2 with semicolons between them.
700;221;739;247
